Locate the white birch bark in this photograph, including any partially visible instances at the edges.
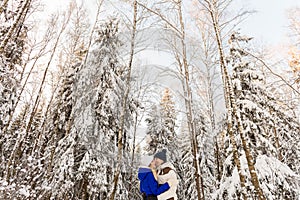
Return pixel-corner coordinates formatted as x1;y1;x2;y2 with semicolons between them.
203;0;266;199
109;1;137;199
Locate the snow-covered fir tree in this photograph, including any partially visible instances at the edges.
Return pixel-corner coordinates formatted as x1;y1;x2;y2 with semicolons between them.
160;88;176;139
0;0;28;132
176;127;197;200
145;88;177;154
35;60;82;199
0;1;31;198
0;103;29;198
215;32;300;199
176;101;216;199
47;18;136;200
145;104;162;153
194;108;216;199
159;88;182;197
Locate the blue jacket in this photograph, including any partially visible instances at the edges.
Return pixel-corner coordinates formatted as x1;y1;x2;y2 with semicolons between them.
138;167;170;196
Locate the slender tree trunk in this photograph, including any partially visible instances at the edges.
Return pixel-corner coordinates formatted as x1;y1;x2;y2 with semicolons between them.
273;127;282;161
177;1;204;199
197;15;221;187
81;178;89;200
0;0;32;52
204;1;265;199
203;0;247;199
230;88;265;199
227;113;247;200
1;0;33;135
128;109;139;194
82;0;103;66
31;79;61;156
214;136;222;183
208;81;216;130
0;0;10;15
109;1;137;199
5;11;71;181
2;36;53;135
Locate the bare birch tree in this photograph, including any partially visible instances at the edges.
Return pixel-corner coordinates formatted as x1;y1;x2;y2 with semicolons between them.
5;4;73;182
188;3;224;185
199;0;266;199
36;1;90;176
137;0;206;199
2;13;57;136
109;1;138;199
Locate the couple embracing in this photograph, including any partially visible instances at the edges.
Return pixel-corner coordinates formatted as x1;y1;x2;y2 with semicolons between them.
138;149;179;200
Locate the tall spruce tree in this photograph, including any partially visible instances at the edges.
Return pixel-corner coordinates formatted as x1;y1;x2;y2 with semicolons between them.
0;1;28;142
0;1;30;197
176;129;197;200
160;88;176;140
145;88;177;154
47;19;135;199
176;105;209;200
145;104;162;154
216;32;300;199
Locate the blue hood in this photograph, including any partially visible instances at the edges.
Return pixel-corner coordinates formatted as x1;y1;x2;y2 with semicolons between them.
138;167;152;181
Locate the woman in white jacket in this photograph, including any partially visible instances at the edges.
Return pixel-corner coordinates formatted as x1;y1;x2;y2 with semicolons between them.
154;149;179;200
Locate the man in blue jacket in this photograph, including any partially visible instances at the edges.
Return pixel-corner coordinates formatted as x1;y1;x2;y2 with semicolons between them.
138;155;170;200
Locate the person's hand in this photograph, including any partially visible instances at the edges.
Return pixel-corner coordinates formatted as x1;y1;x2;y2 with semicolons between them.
167;181;172;187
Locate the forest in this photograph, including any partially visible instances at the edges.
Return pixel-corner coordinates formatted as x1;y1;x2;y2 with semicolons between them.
0;0;299;199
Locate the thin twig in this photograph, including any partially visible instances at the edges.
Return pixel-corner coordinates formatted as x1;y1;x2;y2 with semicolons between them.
246;50;300;96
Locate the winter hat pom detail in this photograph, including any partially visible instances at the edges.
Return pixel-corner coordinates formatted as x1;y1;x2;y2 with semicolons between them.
154;149;167;162
140;155;153;166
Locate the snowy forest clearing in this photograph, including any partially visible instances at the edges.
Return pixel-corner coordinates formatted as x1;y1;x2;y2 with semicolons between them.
0;0;300;199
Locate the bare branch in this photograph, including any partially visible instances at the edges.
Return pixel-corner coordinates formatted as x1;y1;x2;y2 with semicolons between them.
82;0;104;66
245;50;300;96
136;1;182;36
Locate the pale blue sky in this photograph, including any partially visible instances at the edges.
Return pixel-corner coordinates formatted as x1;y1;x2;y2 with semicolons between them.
42;0;300;45
237;0;300;45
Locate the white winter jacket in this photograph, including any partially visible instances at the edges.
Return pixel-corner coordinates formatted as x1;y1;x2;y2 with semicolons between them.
157;162;179;200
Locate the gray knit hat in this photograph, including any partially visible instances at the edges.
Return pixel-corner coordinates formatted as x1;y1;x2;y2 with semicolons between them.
154;149;167;162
